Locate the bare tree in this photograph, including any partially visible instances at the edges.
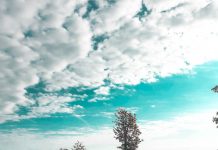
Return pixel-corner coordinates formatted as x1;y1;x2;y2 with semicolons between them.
72;141;86;150
113;108;142;150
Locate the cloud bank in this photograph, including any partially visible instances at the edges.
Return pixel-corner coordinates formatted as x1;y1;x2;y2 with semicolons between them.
1;0;218;122
0;111;217;150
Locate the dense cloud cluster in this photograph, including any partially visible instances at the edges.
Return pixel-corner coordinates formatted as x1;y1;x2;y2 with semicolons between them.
1;0;218;122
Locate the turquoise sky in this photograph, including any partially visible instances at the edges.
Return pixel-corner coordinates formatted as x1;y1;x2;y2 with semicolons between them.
1;0;218;150
1;61;218;133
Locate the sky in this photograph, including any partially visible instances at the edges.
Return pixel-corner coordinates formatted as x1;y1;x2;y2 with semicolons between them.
1;0;218;149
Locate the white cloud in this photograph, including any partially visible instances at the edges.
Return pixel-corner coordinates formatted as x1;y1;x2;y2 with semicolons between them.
30;95;76;115
88;0;142;34
0;95;85;123
94;86;110;95
0;111;218;150
139;111;218;150
0;0;91;120
93;111;114;118
1;0;218;122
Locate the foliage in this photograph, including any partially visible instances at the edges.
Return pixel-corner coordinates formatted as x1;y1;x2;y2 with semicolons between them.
72;141;86;150
213;112;218;127
60;141;86;150
212;86;218;127
113;108;142;150
211;85;218;93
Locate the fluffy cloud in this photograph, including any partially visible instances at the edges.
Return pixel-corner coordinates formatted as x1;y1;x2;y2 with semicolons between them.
1;0;218;122
88;0;142;34
0;0;91;121
94;86;110;95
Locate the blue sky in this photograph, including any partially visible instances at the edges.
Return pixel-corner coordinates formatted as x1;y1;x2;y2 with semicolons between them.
1;61;218;132
1;0;218;150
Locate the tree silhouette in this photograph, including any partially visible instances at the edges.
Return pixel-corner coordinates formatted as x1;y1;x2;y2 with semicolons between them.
213;112;218;127
113;108;142;150
211;85;218;93
72;141;86;150
212;85;218;127
60;141;86;150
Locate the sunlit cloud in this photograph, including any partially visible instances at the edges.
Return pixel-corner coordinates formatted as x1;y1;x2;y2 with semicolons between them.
1;0;218;149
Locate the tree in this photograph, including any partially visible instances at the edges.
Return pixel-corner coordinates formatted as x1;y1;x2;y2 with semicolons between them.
113;108;142;150
211;85;218;93
213;112;218;127
212;85;218;127
72;141;86;150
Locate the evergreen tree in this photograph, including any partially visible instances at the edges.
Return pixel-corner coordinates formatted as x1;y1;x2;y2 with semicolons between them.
113;108;142;150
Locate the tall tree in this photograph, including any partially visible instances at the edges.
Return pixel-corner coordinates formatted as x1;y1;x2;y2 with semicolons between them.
212;85;218;126
72;141;86;150
113;108;142;150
